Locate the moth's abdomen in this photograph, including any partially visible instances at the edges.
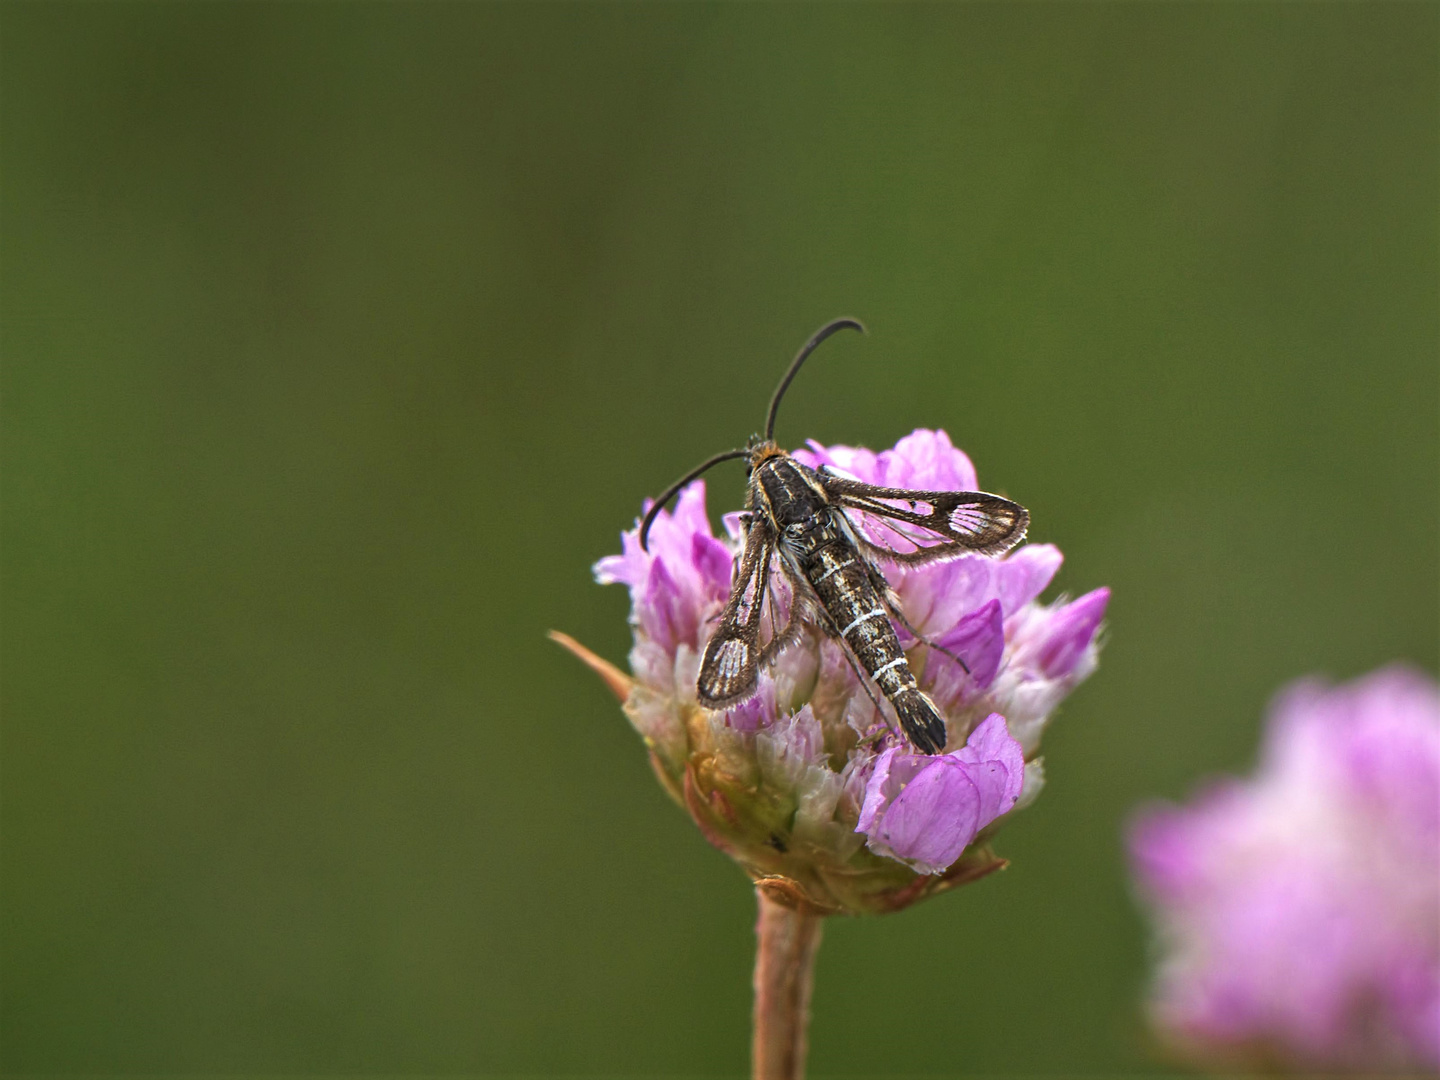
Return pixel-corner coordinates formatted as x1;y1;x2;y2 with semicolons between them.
804;545;947;754
887;688;948;756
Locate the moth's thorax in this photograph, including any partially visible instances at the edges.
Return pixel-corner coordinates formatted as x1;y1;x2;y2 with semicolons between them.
753;455;833;550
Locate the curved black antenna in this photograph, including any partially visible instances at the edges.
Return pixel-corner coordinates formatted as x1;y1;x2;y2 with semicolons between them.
639;448;750;551
763;317;866;441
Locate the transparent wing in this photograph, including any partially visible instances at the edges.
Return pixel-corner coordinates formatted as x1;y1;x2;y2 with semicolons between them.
696;517;774;708
817;471;1028;563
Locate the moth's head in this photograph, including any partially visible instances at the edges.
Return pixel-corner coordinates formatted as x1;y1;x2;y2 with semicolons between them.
746;439;786;473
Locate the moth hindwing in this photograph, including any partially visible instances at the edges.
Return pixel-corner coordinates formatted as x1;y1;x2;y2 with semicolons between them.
641;319;1029;754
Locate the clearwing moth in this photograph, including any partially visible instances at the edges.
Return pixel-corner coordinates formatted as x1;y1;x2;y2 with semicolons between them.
640;319;1028;754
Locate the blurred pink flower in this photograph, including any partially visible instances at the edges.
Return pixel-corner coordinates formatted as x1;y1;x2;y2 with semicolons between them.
1129;666;1440;1072
580;429;1108;914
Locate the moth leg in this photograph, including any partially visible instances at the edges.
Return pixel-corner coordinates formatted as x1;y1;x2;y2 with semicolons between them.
756;562;814;669
765;581;778;644
862;562;972;678
841;646;892;726
730;510;754;574
757;597;801;670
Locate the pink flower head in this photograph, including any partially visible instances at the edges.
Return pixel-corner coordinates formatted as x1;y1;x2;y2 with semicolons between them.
1129;666;1440;1072
584;430;1108;913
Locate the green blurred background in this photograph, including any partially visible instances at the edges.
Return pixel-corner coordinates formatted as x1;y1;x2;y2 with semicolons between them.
3;3;1436;1075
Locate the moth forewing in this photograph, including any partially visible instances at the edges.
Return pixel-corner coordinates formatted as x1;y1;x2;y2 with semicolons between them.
696;515;773;708
816;472;1028;562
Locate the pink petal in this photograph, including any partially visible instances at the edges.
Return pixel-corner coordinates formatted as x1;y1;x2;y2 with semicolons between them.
953;713;1026;820
936;600;1005;690
870;758;982;873
1034;587;1109;678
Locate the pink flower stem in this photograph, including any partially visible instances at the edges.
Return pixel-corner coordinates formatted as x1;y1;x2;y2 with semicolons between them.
752;887;825;1080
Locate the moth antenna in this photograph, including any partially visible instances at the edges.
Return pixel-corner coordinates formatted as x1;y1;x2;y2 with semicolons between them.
763;317;866;442
639;448;750;551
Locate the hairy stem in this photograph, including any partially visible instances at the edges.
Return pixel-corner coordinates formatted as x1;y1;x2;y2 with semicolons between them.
752;887;825;1080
